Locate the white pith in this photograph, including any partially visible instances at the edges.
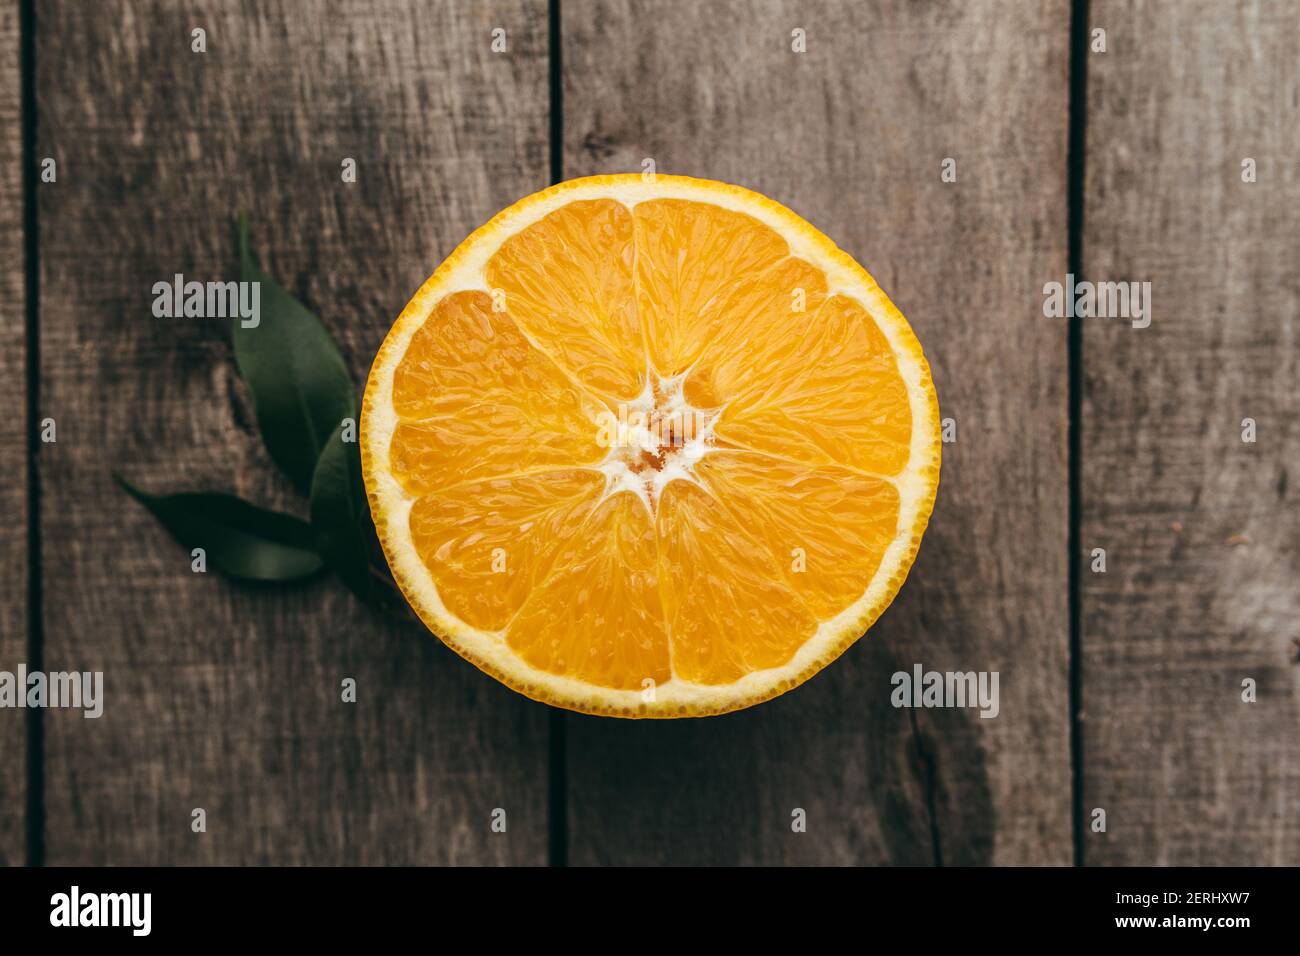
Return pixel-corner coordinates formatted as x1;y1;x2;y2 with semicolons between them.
362;175;940;716
591;368;723;516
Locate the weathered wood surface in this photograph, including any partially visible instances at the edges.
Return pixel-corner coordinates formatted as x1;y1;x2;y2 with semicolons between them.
8;0;1299;868
36;0;551;864
0;1;27;868
1081;1;1300;865
562;0;1073;865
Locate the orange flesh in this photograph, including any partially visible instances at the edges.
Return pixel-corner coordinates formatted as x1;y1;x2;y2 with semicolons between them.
392;198;911;688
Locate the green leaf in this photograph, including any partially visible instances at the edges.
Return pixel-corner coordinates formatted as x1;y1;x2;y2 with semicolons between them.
235;216;357;495
309;420;374;603
118;475;324;582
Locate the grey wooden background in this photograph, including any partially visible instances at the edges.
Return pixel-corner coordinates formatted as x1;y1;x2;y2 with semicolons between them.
0;0;1294;866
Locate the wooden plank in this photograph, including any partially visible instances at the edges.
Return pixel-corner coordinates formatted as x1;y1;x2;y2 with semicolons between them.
563;0;1072;865
1082;1;1300;865
37;0;550;864
0;0;27;868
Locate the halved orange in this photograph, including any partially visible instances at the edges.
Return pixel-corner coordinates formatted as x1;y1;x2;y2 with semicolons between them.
362;175;939;717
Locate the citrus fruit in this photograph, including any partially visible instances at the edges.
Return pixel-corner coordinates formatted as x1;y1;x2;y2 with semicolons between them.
361;174;940;717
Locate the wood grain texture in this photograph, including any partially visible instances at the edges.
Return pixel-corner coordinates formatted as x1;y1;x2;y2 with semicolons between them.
36;0;551;864
562;0;1072;865
1082;1;1300;865
0;0;27;868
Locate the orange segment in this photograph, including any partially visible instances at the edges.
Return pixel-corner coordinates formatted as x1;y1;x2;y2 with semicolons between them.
363;175;940;718
634;199;790;375
388;290;605;494
680;256;830;409
486;199;644;399
656;480;819;684
408;469;604;631
693;451;900;621
711;295;913;476
508;493;670;690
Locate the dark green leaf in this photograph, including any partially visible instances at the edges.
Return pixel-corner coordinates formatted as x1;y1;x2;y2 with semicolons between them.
309;419;374;603
118;475;324;582
235;216;356;495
